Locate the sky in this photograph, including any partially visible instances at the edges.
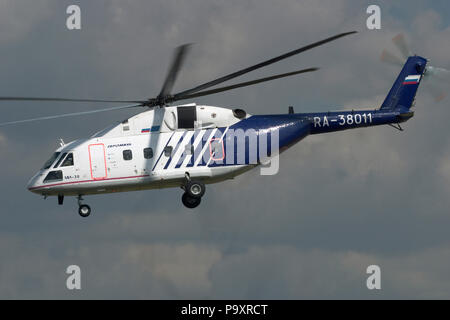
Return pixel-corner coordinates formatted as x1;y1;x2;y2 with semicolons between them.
0;0;449;299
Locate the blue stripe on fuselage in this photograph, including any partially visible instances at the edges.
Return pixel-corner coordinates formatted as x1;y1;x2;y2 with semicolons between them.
208;115;310;167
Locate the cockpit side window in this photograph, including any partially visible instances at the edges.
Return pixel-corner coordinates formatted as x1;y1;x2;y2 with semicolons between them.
53;153;67;168
43;170;63;183
42;152;61;170
61;153;74;167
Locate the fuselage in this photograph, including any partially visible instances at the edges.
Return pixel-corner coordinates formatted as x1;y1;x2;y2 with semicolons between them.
26;103;411;197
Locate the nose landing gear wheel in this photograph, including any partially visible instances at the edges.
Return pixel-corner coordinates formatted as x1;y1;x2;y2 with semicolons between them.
78;204;91;217
182;193;201;209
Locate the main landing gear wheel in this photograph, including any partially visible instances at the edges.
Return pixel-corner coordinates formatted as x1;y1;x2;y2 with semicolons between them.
78;204;91;218
182;193;201;209
185;180;206;199
181;175;205;209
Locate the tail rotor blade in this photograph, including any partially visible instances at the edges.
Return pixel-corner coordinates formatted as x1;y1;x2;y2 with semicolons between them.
424;66;450;102
380;49;404;66
435;93;446;102
429;84;447;102
392;34;411;59
426;66;450;81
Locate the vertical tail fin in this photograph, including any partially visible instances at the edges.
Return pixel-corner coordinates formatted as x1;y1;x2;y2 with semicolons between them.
380;56;427;111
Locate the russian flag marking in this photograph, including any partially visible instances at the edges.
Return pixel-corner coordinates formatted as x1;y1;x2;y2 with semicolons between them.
141;125;161;133
403;75;421;85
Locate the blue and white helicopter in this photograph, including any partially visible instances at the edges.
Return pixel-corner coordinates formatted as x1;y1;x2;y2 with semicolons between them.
0;31;439;217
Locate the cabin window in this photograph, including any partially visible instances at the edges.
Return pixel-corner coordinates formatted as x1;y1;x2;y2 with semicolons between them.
143;148;153;159
43;170;63;183
164;146;173;157
61;153;74;167
42;152;61;170
53;153;67;168
123;150;133;161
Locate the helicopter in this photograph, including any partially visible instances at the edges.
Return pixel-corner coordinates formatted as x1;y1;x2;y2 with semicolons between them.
0;31;436;217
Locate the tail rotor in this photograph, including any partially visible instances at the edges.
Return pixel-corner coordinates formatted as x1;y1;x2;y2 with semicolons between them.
380;33;449;102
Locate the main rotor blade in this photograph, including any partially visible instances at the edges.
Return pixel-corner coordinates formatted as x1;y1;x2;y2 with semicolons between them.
0;103;143;127
392;34;411;59
0;97;147;103
173;31;357;99
158;44;192;98
175;68;318;100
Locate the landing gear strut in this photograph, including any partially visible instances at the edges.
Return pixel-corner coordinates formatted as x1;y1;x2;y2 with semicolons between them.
181;173;205;209
77;195;91;218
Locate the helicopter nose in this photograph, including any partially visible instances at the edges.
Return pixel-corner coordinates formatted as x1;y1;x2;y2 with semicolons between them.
26;179;36;192
26;173;41;193
27;181;34;191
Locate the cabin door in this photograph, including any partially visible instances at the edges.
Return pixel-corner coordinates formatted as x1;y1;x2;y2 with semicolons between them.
88;144;108;180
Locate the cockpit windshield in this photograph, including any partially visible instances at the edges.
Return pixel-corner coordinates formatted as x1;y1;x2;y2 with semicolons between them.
41;152;61;170
53;152;67;168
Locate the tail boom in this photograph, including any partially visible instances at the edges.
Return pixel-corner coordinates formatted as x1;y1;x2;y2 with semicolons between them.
306;55;427;134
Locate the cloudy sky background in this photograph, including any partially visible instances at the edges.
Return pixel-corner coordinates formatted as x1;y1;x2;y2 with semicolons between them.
0;0;449;299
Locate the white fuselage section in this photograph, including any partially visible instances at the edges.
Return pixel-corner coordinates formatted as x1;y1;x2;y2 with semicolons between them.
27;104;253;196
